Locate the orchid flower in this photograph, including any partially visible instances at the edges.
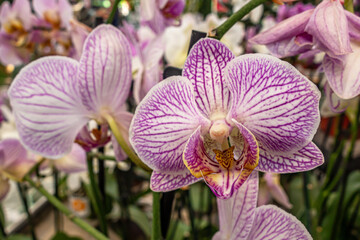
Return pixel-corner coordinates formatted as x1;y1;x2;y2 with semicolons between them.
258;173;292;209
33;0;73;29
250;0;360;100
213;171;311;240
0;0;35;65
140;0;185;34
0;138;37;201
130;38;323;199
8;24;133;161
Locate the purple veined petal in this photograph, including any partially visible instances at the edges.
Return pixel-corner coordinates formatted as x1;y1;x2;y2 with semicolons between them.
265;35;313;58
58;0;73;28
0;176;10;201
53;143;86;173
150;170;200;192
32;0;57;18
250;10;313;45
225;54;321;154
12;0;33;30
247;205;312;240
130;76;210;173
183;38;234;118
323;44;360;99
8;56;89;158
69;20;89;60
305;0;352;56
112;111;133;162
78;24;132;116
140;0;156;21
346;11;360;41
257;142;324;173
322;82;348;114
212;171;258;240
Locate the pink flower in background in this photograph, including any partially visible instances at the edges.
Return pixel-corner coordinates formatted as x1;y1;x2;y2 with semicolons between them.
0;0;35;65
0;138;37;201
258;173;292;209
251;0;360;100
140;0;185;34
33;0;73;29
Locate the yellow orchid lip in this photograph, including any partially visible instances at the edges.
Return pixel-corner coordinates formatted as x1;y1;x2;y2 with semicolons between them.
213;146;235;169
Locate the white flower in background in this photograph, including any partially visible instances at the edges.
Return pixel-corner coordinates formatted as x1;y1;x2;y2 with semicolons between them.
164;13;245;68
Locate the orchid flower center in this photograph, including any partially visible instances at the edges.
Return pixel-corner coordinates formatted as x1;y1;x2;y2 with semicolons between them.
3;18;24;34
213;146;235;169
44;10;61;28
209;119;230;146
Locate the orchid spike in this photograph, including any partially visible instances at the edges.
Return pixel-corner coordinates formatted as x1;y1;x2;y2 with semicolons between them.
8;24;133;160
213;171;312;240
130;38;323;199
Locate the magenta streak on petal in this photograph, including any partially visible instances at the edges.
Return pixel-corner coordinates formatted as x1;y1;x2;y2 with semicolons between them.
183;38;234;117
129;76;210;173
225;54;320;154
257;142;324;173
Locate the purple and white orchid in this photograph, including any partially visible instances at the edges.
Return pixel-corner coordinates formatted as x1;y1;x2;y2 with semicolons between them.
213;171;311;240
0;138;37;201
250;0;360;100
130;38;323;199
8;24;133;159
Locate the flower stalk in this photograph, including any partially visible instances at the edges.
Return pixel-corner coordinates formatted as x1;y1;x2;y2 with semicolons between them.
106;0;121;24
210;0;267;40
104;114;152;172
152;191;162;240
23;175;109;240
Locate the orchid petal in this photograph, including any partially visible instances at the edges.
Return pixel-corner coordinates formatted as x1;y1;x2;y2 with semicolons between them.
78;24;132;115
12;0;33;30
58;0;73;28
53;143;86;173
247;205;311;240
213;171;258;240
305;0;352;56
0;138;36;180
8;57;88;158
346;11;360;41
225;54;320;154
0;2;10;24
183;127;219;178
183;38;234;117
250;10;313;45
130;76;210;174
150;170;199;192
33;0;57;18
0;41;24;66
257;142;324;173
0;176;10;201
112;111;133;162
264;173;293;209
265;34;313;58
323;43;360;99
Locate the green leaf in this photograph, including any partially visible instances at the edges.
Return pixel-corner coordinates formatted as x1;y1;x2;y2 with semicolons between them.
129;205;151;237
6;235;32;240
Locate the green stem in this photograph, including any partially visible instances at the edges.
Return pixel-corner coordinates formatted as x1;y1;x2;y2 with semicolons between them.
106;0;121;24
0;204;6;238
22;158;45;181
87;155;108;236
87;153;116;161
344;0;354;13
210;0;267;40
104;114;152;172
152;192;162;240
17;183;37;240
23;175;109;240
303;172;312;234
